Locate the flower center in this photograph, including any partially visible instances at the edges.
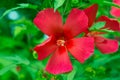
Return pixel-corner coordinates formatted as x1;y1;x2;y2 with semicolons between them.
57;39;65;46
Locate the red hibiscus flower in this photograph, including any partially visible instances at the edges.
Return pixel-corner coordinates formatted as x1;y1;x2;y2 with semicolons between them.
110;0;120;41
84;4;119;54
110;0;120;17
33;8;94;74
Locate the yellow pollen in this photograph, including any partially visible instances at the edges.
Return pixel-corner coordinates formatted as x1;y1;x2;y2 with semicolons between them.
57;40;65;46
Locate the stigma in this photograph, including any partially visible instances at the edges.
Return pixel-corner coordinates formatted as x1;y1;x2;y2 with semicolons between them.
57;40;65;46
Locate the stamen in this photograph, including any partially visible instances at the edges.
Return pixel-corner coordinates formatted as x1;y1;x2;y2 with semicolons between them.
57;40;65;46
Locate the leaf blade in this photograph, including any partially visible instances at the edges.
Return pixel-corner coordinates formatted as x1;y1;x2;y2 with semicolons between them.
89;22;106;30
54;0;65;11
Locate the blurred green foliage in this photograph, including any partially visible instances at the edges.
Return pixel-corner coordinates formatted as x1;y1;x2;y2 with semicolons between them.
0;0;120;80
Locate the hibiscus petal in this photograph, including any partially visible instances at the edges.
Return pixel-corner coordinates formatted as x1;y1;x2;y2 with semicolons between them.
97;16;120;31
64;8;88;39
66;37;94;63
110;0;120;17
95;36;119;54
34;8;63;36
84;4;98;27
111;7;120;17
46;46;73;74
113;0;120;4
34;36;57;60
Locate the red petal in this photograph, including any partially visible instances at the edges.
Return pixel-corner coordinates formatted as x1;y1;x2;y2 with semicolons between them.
66;37;94;63
84;4;98;27
95;36;119;54
97;16;120;31
113;0;120;4
34;8;63;36
46;46;73;74
34;36;57;60
110;0;120;17
64;8;88;39
111;7;120;17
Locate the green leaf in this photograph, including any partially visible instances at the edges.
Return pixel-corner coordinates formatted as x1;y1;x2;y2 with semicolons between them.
0;54;30;75
72;0;79;4
100;29;114;33
103;1;120;8
0;64;17;75
90;0;104;4
113;31;120;36
67;67;77;80
89;22;106;31
54;0;65;11
94;29;120;36
18;3;38;9
90;0;120;8
14;26;26;37
0;54;30;65
92;54;120;68
0;3;38;19
5;56;30;65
